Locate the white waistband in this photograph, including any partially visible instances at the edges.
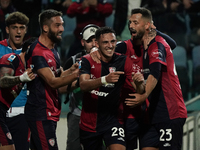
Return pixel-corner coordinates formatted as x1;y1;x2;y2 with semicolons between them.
6;106;25;117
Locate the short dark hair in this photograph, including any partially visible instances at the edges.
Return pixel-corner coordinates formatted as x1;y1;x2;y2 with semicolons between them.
5;11;29;27
95;26;116;41
38;9;62;31
131;7;152;22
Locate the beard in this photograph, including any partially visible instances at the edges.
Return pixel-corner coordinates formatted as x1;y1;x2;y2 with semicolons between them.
47;28;62;43
129;28;145;40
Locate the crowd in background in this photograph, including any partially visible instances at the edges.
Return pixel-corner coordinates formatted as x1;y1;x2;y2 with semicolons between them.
0;0;200;100
0;0;199;150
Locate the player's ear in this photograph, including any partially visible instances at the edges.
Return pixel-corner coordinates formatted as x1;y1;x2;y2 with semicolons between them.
81;39;84;47
96;41;100;48
43;25;48;33
145;22;151;30
6;26;9;34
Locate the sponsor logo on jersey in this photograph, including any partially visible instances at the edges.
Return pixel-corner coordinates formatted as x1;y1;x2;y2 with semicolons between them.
7;55;16;62
49;138;55;147
48;112;51;116
151;49;162;59
131;55;137;59
91;74;96;79
91;65;95;68
163;143;171;147
117;137;125;142
6;132;12;140
91;90;109;97
48;59;52;63
132;64;141;72
103;83;114;88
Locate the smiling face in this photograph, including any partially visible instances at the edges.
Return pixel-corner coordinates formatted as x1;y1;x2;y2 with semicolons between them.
46;16;64;43
6;23;27;49
96;32;117;62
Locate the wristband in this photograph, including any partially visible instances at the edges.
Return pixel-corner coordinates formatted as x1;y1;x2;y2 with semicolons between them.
101;76;107;85
19;72;32;82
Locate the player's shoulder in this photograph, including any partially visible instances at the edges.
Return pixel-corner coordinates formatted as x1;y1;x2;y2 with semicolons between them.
0;53;18;65
82;53;91;60
0;39;8;46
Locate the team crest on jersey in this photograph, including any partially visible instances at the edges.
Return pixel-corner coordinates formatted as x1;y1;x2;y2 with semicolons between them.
6;132;12;140
109;67;116;73
48;138;55;147
7;55;16;62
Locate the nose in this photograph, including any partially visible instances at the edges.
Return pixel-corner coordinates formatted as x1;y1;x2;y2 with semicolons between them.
60;25;64;32
108;42;112;48
17;28;21;34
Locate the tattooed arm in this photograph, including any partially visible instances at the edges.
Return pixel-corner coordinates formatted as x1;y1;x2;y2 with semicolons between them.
0;67;35;88
0;67;21;88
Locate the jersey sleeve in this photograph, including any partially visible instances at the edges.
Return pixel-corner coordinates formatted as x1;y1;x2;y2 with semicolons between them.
0;54;19;70
32;55;49;71
79;57;91;75
148;42;167;66
157;30;177;50
115;41;127;54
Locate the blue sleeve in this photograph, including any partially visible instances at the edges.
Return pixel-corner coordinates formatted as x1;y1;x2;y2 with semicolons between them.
157;30;177;50
0;44;13;58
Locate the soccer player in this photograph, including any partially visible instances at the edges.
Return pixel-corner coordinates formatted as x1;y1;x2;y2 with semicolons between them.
90;10;177;150
59;24;100;150
25;9;79;150
0;38;35;150
79;26;145;150
125;8;187;150
0;11;31;150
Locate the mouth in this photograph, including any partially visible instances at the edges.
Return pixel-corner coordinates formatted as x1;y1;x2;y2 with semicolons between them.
15;35;21;40
57;33;62;39
106;49;113;54
130;29;137;35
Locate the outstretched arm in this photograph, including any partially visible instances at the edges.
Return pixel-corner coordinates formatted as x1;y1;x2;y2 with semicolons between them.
0;67;35;88
37;66;79;89
80;71;124;92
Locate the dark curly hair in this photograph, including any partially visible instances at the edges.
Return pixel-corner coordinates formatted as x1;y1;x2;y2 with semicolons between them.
5;11;29;27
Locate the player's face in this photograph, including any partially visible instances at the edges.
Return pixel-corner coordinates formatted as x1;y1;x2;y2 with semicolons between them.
81;37;96;54
128;13;146;40
48;16;64;43
6;23;27;49
0;0;10;9
97;33;117;62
